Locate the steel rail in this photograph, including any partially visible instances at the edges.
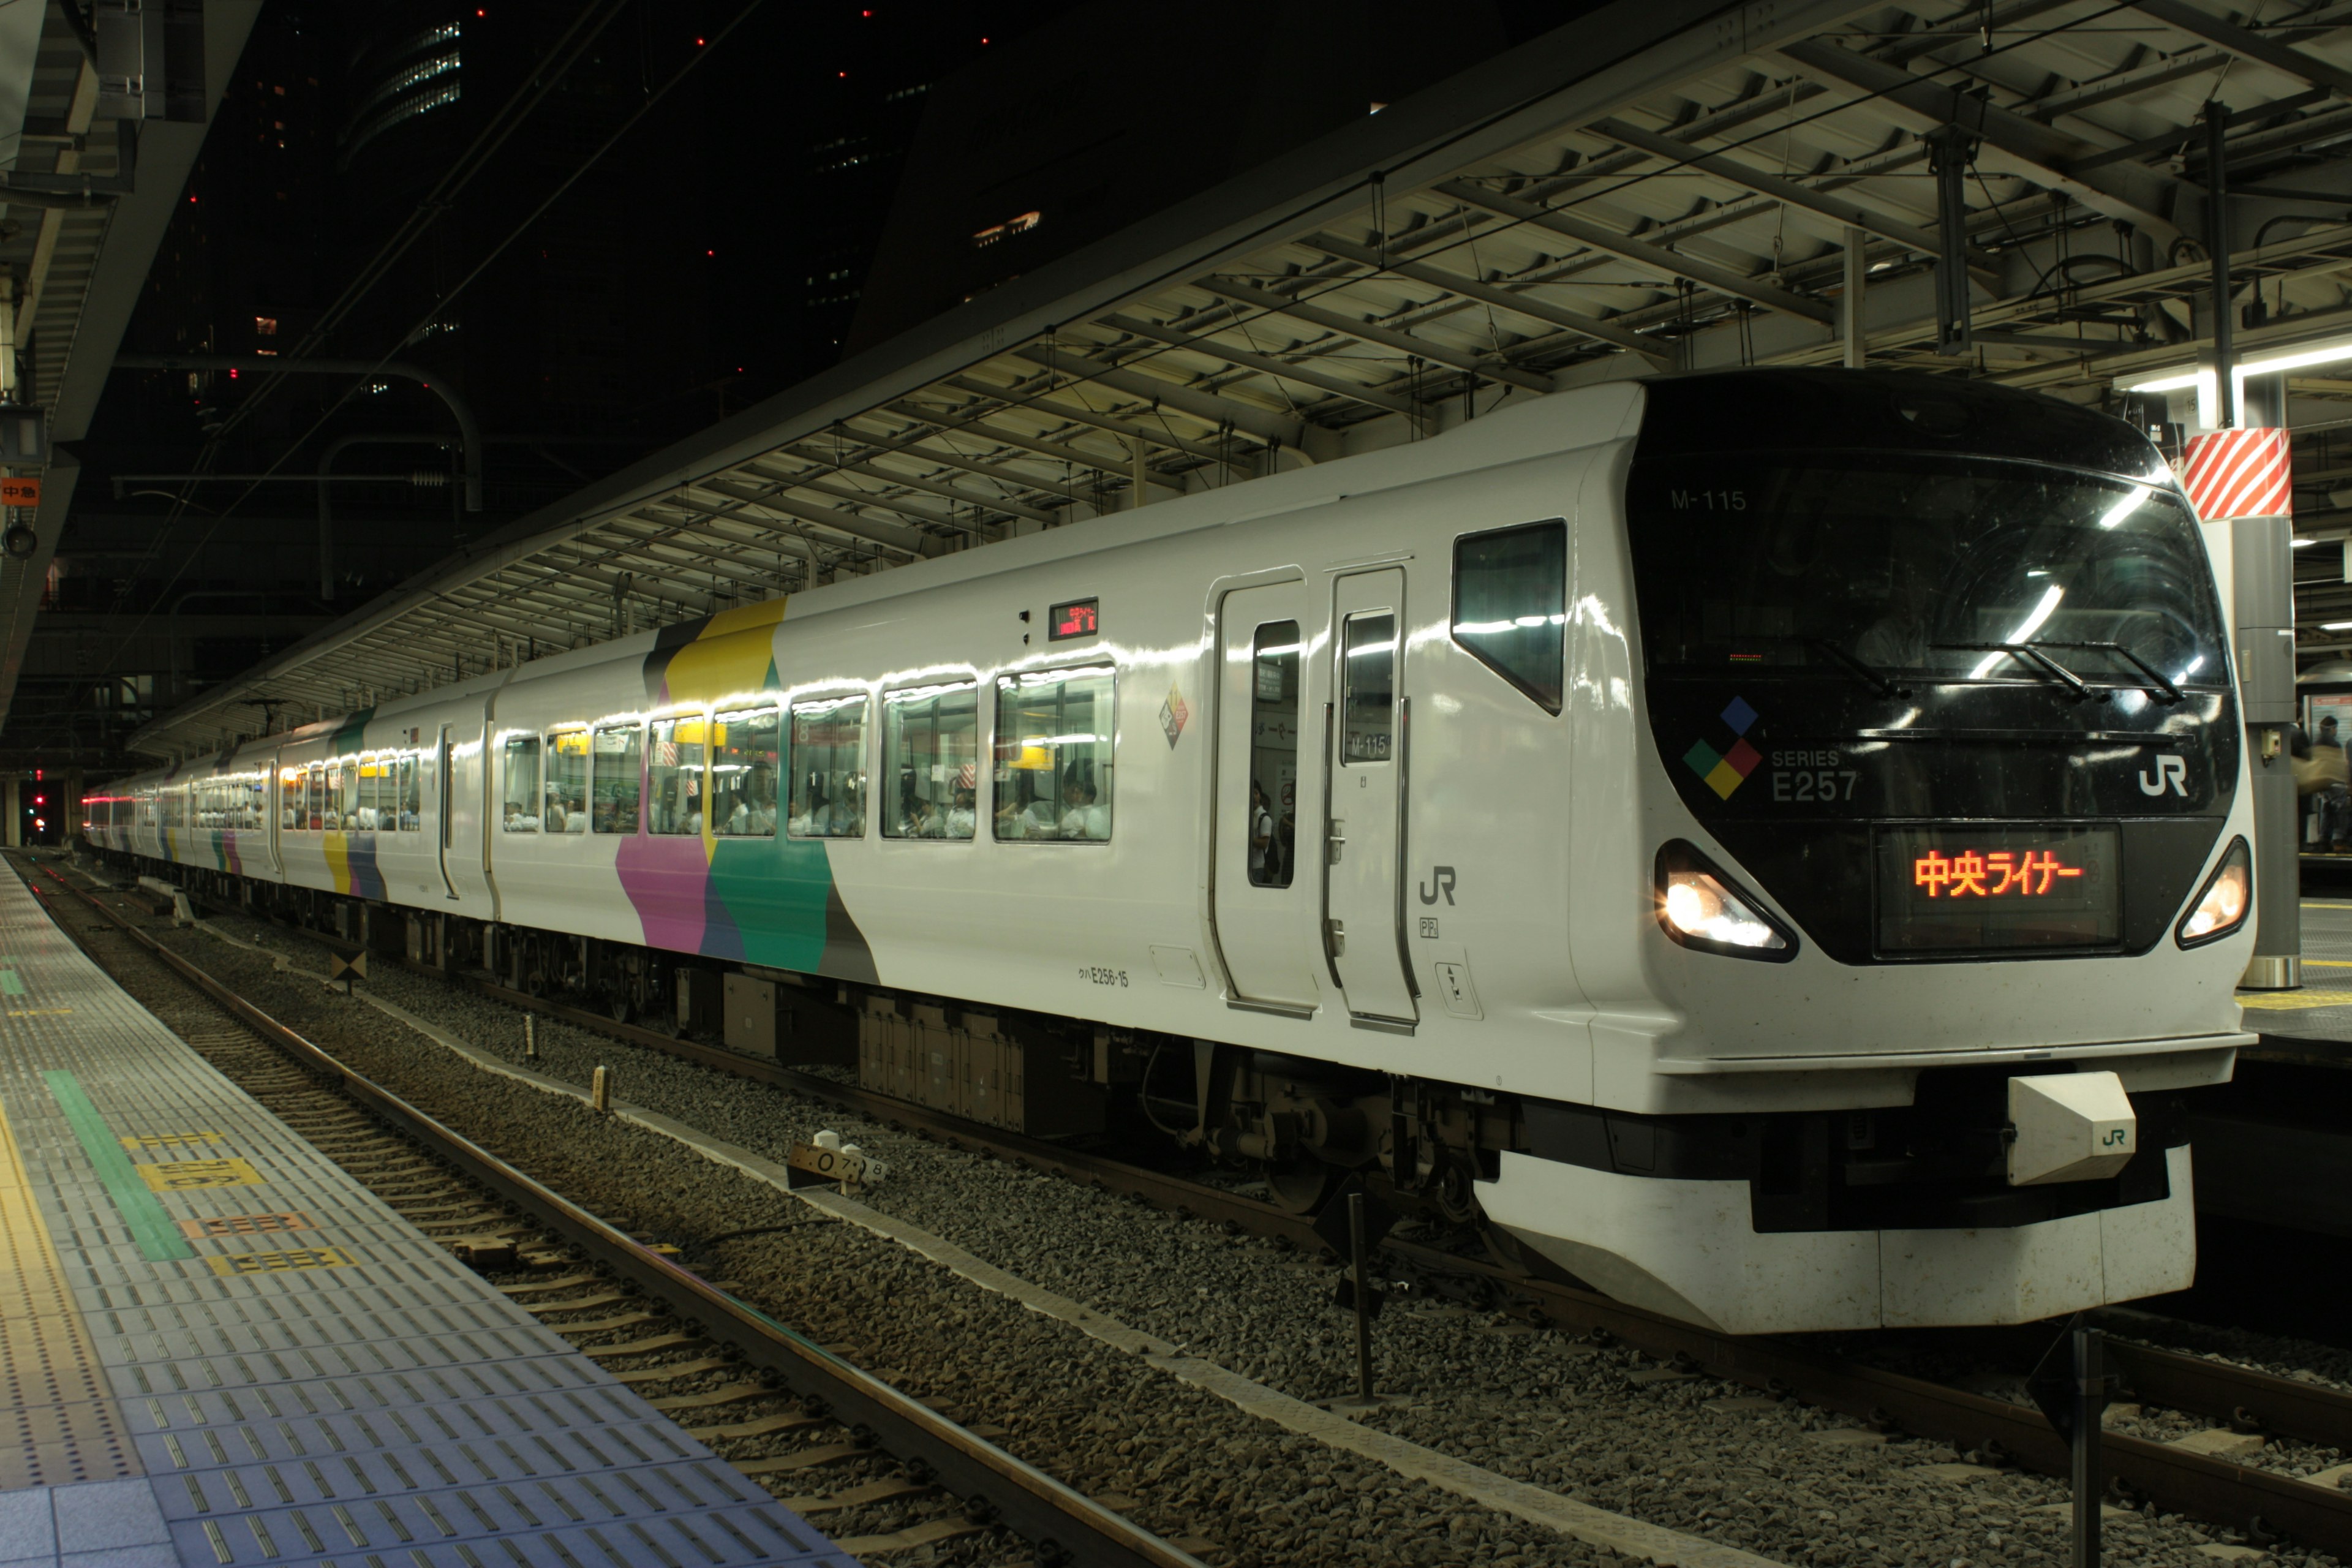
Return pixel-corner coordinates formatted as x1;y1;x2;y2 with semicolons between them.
422;960;2352;1554
134;874;2352;1555
40;867;1205;1568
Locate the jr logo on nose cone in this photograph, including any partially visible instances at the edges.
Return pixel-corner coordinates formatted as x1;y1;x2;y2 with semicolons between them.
2138;755;2188;797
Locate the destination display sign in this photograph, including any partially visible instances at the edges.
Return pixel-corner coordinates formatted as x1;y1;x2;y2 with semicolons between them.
1876;824;2120;953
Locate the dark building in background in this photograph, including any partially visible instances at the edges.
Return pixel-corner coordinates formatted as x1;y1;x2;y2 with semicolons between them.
333;4;722;449
47;0;1525;766
848;0;1506;354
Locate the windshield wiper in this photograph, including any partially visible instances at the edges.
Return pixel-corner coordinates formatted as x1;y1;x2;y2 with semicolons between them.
1932;642;2096;701
2022;639;2185;705
1806;639;1912;699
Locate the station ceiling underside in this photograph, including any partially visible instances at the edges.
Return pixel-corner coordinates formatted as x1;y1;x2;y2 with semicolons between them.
136;0;2352;756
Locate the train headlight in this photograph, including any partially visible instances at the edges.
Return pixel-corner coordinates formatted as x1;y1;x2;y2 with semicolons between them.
2176;835;2252;948
1656;842;1796;961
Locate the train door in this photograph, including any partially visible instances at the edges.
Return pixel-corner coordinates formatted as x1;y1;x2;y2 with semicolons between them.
1210;582;1320;1012
1324;568;1417;1028
434;724;459;899
264;749;285;878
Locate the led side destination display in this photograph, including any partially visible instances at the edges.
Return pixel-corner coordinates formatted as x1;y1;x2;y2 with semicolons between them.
1876;824;2121;954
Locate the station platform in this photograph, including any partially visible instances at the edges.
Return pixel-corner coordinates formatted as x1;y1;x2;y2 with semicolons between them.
0;872;848;1566
2236;888;2352;1054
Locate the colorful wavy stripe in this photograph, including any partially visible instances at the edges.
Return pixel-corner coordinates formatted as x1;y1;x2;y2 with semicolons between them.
616;599;877;983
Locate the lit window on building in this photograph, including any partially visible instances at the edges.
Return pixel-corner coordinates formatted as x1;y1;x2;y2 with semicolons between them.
254;315;277;336
972;211;1042;249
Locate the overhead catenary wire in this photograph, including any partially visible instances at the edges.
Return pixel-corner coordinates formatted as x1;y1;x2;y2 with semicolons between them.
99;0;774;682
94;0;641;688
140;0;2332;744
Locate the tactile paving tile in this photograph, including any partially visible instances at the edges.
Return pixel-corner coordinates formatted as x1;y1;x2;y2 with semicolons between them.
0;869;854;1566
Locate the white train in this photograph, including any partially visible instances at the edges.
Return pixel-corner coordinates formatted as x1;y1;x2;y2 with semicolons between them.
93;369;2256;1335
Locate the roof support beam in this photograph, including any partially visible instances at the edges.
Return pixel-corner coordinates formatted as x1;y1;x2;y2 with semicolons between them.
1772;37;2186;243
835;418;1084;503
2125;0;2352;100
881;399;1152;485
631;499;878;568
1434;180;1838;323
1300;233;1668;361
948;374;1254;467
1586;115;1973;262
1098;314;1422;417
785;472;991;535
769;449;1053;526
1192;279;1556;393
592;518;805;581
684;478;933;557
1008;349;1310;453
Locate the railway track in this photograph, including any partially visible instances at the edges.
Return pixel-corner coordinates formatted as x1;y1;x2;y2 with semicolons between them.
31;861;1207;1568
74;858;2352;1560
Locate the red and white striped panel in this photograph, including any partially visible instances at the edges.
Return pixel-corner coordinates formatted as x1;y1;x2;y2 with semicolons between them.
2179;426;2293;521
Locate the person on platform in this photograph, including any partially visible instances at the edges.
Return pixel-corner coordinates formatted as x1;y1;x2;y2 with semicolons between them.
1249;782;1275;884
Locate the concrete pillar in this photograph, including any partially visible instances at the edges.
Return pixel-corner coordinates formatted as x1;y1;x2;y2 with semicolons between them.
1842;225;1866;369
2233;512;2301;989
4;777;19;848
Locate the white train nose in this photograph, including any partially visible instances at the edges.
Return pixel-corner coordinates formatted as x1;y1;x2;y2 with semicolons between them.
2007;1071;2137;1186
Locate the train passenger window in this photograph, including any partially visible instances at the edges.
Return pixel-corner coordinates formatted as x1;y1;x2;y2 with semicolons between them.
278;768;298;829
545;730;589;834
1247;622;1300;888
1341;614;1396;764
647;715;707;834
788;696;868;838
332;761;356;831
883;681;978;840
592;724;642;834
711;707;780;837
502;735;542;832
357;757;385;831
1452;519;1566;714
993;665;1114;842
398;755;420;831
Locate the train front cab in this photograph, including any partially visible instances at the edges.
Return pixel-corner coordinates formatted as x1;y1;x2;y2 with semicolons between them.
1480;370;2256;1335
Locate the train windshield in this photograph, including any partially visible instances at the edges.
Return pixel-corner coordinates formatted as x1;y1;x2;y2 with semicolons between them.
1626;453;2228;689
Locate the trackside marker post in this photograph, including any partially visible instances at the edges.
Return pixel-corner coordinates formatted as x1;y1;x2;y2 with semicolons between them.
1349;1190;1374;1403
2030;1314;2113;1567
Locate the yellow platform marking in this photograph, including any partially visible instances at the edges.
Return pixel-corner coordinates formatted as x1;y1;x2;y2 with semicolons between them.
119;1131;225;1150
6;1007;72;1017
137;1156;264;1191
179;1212;312;1240
0;1090;141;1486
2236;989;2352;1011
206;1245;356;1277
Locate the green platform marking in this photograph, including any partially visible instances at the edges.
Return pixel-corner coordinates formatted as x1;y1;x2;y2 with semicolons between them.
0;970;24;997
43;1070;195;1262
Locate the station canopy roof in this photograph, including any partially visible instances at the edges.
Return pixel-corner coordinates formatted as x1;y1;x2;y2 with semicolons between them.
134;0;2352;758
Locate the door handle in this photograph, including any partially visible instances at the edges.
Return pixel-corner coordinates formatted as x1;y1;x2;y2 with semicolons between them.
1326;824;1345;864
1325;917;1346;957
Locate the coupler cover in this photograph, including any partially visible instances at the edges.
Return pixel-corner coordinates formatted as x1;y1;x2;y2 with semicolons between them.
2007;1070;2136;1186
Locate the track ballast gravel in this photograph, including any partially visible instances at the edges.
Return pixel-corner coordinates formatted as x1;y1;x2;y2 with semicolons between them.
129;885;2342;1568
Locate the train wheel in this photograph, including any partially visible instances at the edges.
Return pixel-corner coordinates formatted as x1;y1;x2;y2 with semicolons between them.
1430;1155;1481;1226
1265;1151;1337;1215
608;993;634;1025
